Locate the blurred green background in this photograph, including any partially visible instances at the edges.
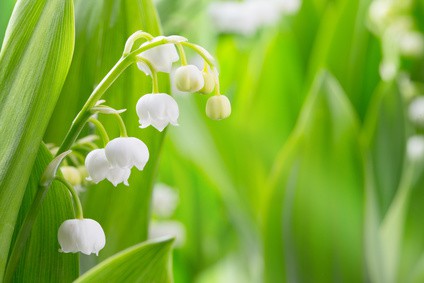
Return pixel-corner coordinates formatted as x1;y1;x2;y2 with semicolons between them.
3;0;424;282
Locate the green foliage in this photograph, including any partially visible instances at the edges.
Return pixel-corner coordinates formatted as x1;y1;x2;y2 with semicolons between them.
8;144;78;282
264;72;364;282
0;0;74;278
75;238;174;283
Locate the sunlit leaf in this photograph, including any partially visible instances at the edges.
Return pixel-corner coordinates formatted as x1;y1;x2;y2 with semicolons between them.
264;71;365;282
75;238;174;283
0;0;74;277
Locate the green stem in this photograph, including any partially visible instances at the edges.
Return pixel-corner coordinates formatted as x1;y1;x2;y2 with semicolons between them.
180;42;221;95
54;177;84;219
114;113;128;137
176;43;187;65
123;31;154;56
137;57;159;93
3;185;49;283
55;55;134;157
88;117;110;146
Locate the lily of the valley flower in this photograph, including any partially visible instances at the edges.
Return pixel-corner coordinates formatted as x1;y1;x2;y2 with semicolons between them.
58;218;106;256
174;65;205;92
136;93;179;131
206;95;232;120
407;135;424;162
105;137;149;170
85;149;131;186
137;36;179;75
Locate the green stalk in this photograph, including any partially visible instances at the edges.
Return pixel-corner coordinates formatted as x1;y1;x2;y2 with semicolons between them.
54;176;84;219
88;118;110;146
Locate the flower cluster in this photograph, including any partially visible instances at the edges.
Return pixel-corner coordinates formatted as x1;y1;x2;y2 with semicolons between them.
50;31;230;256
208;0;301;36
368;0;424;81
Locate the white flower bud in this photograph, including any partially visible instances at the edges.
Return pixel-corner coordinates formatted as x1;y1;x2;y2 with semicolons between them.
199;71;215;94
136;93;179;132
105;137;149;171
408;96;424;127
137;36;179;75
60;166;82;187
152;183;179;218
399;32;424;57
174;65;205;93
206;95;232;120
58;218;106;256
407;135;424;162
85;149;131;187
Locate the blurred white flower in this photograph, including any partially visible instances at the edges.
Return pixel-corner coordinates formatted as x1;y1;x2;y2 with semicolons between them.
85;149;131;187
152;183;179;218
149;221;186;247
58;218;106;256
408;96;424;127
399;31;424;57
174;65;205;92
61;166;82;187
208;0;301;36
379;60;398;81
136;93;179;131
137;36;179;75
206;95;232;120
407;135;424;162
105;137;149;171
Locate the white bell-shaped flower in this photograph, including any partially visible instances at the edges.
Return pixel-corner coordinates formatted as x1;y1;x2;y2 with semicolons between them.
85;149;131;187
174;65;205;92
407;135;424;162
137;36;179;75
105;137;149;171
408;96;424;127
152;183;179;218
58;218;106;256
136;93;179;132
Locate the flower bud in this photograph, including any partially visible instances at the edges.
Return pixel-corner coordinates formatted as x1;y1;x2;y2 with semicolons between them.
174;65;204;92
205;95;231;120
60;166;82;187
407;135;424;162
58;218;106;256
199;71;215;94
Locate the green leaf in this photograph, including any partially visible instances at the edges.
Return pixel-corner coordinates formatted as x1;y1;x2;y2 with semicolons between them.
0;0;74;278
75;238;174;283
263;71;365;282
8;144;78;282
0;0;15;46
43;0;168;264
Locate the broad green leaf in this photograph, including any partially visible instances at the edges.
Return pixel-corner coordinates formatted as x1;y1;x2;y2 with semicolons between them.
362;83;406;218
0;0;74;277
75;238;174;283
7;144;78;282
0;0;15;46
264;72;365;282
44;0;168;265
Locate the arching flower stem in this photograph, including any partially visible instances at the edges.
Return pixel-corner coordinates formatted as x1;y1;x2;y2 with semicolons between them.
176;43;188;66
137;57;160;93
88;117;110;146
54;176;84;220
114;113;128;137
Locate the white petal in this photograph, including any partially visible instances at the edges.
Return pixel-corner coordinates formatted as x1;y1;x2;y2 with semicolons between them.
138;38;179;74
85;149;110;183
136;93;179;131
106;166;131;187
105;137;149;171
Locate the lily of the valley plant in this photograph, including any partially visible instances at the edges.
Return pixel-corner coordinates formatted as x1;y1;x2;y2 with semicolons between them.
6;30;230;277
